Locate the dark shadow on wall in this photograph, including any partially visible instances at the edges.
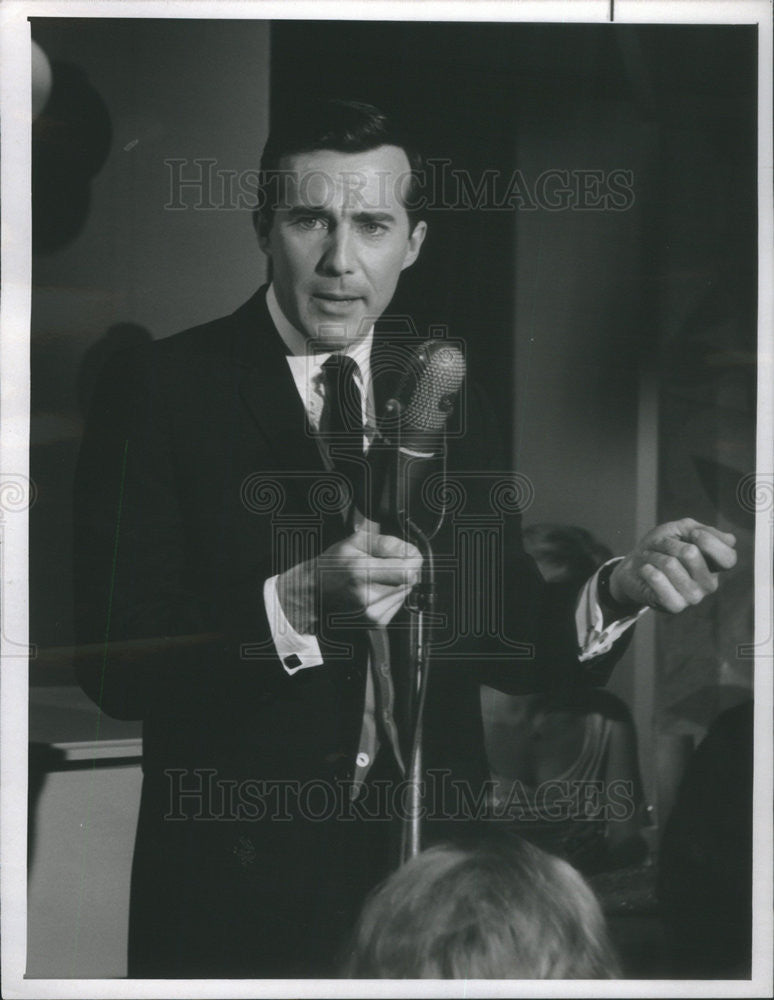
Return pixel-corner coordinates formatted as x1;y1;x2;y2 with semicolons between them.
29;50;115;656
27;743;66;872
77;322;153;417
29;321;152;656
32;59;112;255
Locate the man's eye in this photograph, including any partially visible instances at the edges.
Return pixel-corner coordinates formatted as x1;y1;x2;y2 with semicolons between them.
360;222;387;236
296;217;327;230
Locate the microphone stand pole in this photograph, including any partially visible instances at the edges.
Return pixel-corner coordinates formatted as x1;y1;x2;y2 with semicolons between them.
400;524;435;863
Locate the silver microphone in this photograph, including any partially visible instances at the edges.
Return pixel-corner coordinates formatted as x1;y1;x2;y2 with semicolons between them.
369;341;466;536
380;341;466;454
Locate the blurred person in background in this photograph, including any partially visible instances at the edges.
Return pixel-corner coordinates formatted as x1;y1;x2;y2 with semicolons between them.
481;525;650;874
342;835;620;978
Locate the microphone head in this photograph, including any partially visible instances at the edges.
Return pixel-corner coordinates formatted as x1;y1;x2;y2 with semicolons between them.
383;341;466;442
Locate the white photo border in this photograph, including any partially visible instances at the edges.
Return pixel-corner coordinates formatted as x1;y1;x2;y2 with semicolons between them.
2;1;771;997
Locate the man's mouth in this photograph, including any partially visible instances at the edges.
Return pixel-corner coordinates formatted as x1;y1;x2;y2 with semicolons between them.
311;293;365;315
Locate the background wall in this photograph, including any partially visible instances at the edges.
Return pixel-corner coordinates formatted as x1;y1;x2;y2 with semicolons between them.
511;83;656;788
508;26;756;808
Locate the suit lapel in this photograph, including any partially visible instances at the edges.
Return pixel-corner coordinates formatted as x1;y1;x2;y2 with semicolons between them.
234;288;326;481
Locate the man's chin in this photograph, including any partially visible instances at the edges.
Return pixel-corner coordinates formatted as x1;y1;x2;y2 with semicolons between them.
306;317;371;351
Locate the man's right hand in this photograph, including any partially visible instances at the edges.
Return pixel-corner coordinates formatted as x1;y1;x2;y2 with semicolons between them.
276;528;423;635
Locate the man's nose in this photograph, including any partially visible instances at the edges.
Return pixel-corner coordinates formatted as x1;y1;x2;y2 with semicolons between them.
317;226;355;276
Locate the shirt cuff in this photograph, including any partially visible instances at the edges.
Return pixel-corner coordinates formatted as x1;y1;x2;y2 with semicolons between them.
263;575;324;675
575;558;648;662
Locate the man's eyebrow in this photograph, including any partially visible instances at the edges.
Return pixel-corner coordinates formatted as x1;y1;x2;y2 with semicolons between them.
351;211;397;223
286;204;331;216
284;206;398;223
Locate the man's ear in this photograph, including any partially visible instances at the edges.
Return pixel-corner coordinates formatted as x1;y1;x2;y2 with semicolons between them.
401;220;427;271
253;209;272;253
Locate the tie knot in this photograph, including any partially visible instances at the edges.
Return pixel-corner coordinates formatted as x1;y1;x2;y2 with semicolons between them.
322;352;358;380
321;354;363;434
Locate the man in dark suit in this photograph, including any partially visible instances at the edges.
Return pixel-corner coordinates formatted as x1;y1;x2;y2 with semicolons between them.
74;99;737;978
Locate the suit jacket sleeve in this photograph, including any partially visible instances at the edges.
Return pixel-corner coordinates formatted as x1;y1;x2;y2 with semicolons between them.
73;344;282;719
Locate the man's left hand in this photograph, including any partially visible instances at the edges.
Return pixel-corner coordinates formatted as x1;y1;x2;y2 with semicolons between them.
609;518;737;614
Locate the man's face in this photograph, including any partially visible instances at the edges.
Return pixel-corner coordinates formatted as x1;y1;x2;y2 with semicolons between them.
259;145;427;349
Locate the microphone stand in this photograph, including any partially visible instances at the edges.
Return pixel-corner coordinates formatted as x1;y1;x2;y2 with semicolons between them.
400;520;435;862
392;422;446;864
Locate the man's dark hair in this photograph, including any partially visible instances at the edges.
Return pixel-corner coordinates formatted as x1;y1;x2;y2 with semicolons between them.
255;98;424;236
